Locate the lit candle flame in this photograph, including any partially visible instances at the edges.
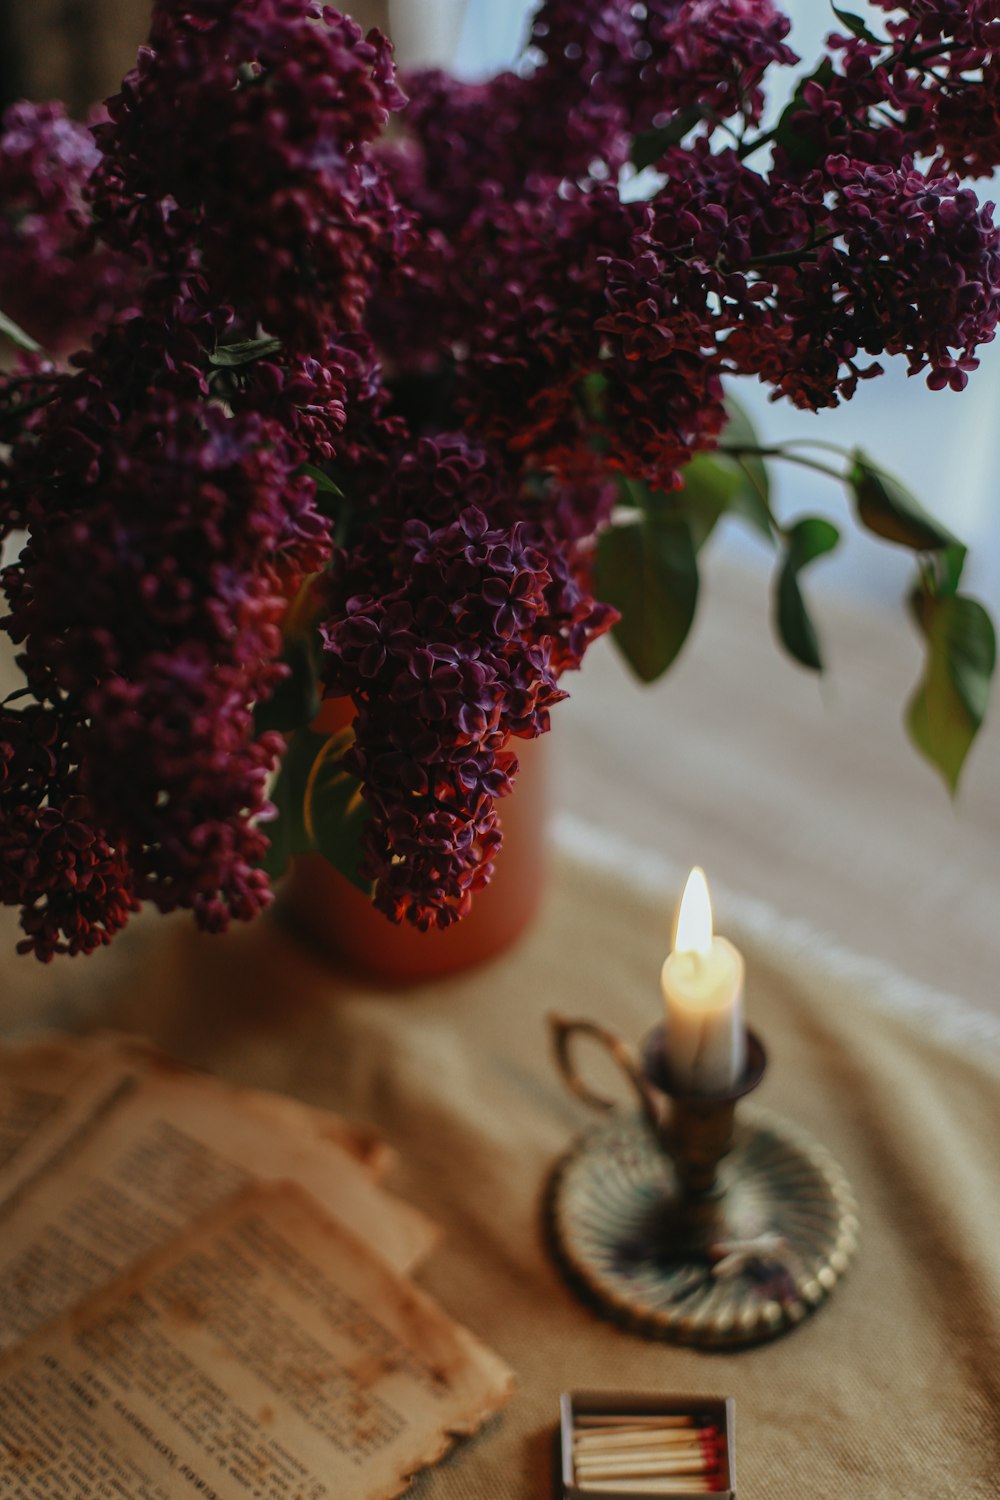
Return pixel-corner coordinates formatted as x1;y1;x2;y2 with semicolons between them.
673;866;713;958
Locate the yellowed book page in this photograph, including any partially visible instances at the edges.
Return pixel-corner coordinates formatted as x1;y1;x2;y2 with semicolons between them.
0;1069;438;1351
229;1082;393;1180
0;1026;387;1205
0;1036;101;1175
113;1045;393;1180
0;1034;153;1207
0;1182;513;1500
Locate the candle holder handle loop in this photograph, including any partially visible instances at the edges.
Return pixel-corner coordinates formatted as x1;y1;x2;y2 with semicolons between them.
548;1013;660;1134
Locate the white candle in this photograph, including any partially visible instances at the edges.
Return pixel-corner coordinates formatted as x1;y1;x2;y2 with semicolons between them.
660;867;747;1093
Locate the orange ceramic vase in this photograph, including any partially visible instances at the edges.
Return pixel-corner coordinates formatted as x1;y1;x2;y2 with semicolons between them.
276;702;550;984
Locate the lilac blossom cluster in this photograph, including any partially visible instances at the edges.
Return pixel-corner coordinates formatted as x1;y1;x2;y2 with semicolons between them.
388;0;1000;487
321;435;613;927
0;102;136;352
1;284;335;956
0;1;399;956
2;0;1000;955
90;0;408;346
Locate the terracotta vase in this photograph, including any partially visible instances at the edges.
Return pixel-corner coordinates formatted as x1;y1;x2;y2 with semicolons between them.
276;707;550;985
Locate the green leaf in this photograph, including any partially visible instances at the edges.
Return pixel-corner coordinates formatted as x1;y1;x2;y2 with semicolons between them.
253;633;321;734
774;58;835;167
208;336;282;368
719;395;774;539
299;462;344;498
261;727;372;893
675;397;774;548
616;475;648;512
677;454;746;552
849;452;958;551
830;6;880;43
774;516;840;671
906;589;996;793
260;730;323;881
578;369;609;421
631;108;704;171
597;493;700;683
0;308;41;354
303;729;373;894
936;543;968;597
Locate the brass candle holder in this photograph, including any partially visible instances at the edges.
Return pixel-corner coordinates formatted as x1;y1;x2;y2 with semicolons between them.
545;1016;858;1349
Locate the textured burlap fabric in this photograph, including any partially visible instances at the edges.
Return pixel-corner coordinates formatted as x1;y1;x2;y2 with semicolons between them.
72;823;1000;1499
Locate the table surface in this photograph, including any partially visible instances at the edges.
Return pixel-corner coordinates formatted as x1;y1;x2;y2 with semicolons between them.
20;833;993;1500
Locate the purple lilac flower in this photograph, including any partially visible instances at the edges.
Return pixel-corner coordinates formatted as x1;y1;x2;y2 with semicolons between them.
772;4;1000;178
231;330;398;466
0;0;415;956
889;2;1000;177
90;0;410;347
418;124;1000;482
631;0;799;130
320;434;614;928
526;0;797;140
2;305;334;955
0;102;136;352
718;158;1000;402
0;707;138;960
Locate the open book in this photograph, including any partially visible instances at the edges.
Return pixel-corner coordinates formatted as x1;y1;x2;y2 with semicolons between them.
0;1035;513;1498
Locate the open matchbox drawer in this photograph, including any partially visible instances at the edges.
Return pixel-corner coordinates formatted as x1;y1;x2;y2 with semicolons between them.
558;1390;736;1500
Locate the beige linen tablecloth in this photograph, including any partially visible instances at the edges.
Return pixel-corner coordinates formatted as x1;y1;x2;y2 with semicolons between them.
8;822;1000;1500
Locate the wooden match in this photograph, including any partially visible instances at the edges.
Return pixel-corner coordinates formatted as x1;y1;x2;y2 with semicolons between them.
574;1430;714;1452
576;1482;722;1495
574;1415;697;1429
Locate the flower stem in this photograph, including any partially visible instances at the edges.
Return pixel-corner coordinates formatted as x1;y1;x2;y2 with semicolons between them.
718;444;847;482
736;127;777;161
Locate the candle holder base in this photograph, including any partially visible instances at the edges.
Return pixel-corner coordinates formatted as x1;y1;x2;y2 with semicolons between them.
545;1106;858;1349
